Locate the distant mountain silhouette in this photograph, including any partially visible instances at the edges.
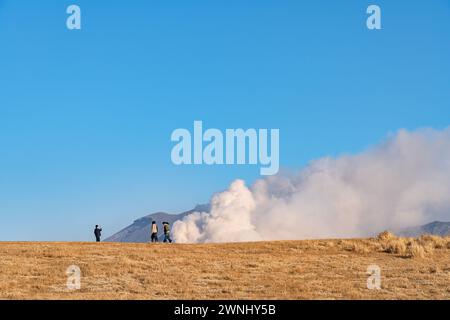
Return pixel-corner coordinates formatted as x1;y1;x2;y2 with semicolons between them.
104;204;209;243
397;221;450;237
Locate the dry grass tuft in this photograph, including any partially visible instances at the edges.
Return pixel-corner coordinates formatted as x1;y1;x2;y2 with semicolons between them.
377;231;450;258
406;242;426;258
382;238;408;256
377;231;395;241
418;234;447;249
347;242;371;254
376;233;449;259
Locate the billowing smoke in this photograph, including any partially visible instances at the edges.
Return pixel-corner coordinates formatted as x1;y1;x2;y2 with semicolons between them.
173;128;450;243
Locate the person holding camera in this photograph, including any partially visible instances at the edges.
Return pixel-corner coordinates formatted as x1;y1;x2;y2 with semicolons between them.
94;225;102;242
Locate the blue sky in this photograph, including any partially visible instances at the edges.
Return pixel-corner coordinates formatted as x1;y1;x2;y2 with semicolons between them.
0;1;449;241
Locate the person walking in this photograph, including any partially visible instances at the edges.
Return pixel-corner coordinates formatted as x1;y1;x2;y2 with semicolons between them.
162;222;172;243
150;221;158;242
94;225;102;242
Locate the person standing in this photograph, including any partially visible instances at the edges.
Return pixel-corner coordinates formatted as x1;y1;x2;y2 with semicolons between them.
150;221;158;242
162;222;172;243
94;225;102;242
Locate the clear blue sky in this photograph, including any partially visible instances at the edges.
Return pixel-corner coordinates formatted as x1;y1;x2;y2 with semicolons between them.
0;1;449;241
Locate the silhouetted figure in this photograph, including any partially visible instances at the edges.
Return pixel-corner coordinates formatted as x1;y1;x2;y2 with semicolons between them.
94;225;102;242
151;221;158;242
162;222;172;243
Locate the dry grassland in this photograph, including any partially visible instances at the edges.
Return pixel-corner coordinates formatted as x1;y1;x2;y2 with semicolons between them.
0;233;449;299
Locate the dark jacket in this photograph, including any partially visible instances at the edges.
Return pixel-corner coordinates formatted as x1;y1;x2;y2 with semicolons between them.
163;223;170;234
94;227;102;238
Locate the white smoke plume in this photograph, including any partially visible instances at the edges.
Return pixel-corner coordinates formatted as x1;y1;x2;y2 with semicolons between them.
173;128;450;243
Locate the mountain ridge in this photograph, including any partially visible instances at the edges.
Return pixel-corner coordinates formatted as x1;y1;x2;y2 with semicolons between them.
104;204;209;243
396;220;450;237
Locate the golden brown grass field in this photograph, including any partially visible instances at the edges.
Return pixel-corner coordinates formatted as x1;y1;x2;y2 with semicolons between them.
0;233;449;300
